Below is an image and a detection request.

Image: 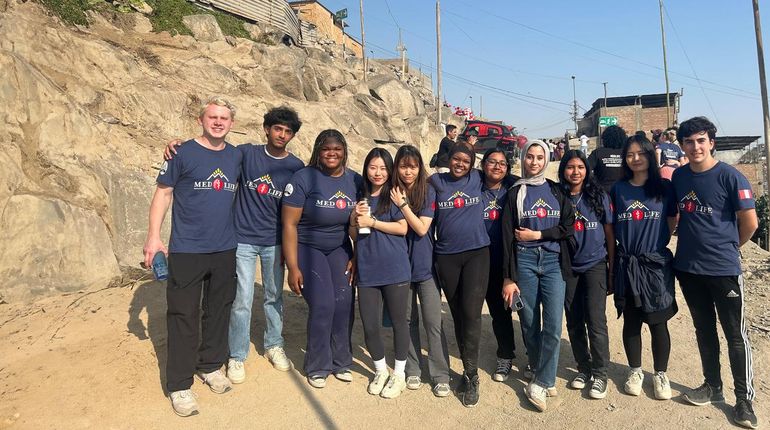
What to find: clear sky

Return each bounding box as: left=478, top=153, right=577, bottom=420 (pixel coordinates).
left=320, top=0, right=766, bottom=139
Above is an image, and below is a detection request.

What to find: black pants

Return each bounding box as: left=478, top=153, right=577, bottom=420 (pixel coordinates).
left=358, top=283, right=411, bottom=361
left=622, top=303, right=671, bottom=372
left=564, top=261, right=610, bottom=379
left=678, top=271, right=755, bottom=400
left=166, top=250, right=237, bottom=392
left=485, top=257, right=516, bottom=359
left=434, top=246, right=490, bottom=375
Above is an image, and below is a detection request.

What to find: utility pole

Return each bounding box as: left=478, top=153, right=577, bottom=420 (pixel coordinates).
left=659, top=0, right=671, bottom=127
left=436, top=0, right=442, bottom=126
left=603, top=82, right=608, bottom=108
left=600, top=81, right=608, bottom=146
left=359, top=0, right=366, bottom=81
left=571, top=75, right=578, bottom=135
left=396, top=29, right=407, bottom=80
left=341, top=18, right=346, bottom=60
left=480, top=95, right=483, bottom=118
left=469, top=96, right=473, bottom=115
left=753, top=0, right=770, bottom=200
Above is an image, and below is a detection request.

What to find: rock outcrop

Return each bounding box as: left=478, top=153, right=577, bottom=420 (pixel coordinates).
left=0, top=1, right=463, bottom=301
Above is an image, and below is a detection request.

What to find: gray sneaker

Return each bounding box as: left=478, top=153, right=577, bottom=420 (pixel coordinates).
left=406, top=376, right=422, bottom=390
left=570, top=372, right=592, bottom=390
left=197, top=369, right=232, bottom=394
left=684, top=382, right=725, bottom=406
left=169, top=389, right=199, bottom=417
left=432, top=383, right=451, bottom=398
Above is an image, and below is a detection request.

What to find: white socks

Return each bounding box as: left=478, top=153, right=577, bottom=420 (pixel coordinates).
left=393, top=360, right=406, bottom=378
left=373, top=358, right=387, bottom=373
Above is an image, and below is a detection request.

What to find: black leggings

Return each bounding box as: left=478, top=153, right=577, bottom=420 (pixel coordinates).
left=358, top=283, right=411, bottom=361
left=485, top=257, right=516, bottom=359
left=434, top=246, right=490, bottom=375
left=622, top=304, right=671, bottom=372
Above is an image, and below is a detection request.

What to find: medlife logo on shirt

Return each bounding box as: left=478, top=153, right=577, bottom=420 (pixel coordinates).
left=194, top=168, right=237, bottom=192
left=247, top=174, right=283, bottom=198
left=617, top=200, right=660, bottom=222
left=316, top=190, right=354, bottom=210
left=522, top=198, right=559, bottom=219
left=483, top=199, right=501, bottom=220
left=679, top=191, right=713, bottom=215
left=574, top=210, right=599, bottom=232
left=437, top=191, right=481, bottom=209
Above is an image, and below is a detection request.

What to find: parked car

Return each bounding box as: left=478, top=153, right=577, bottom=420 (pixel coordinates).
left=460, top=120, right=520, bottom=164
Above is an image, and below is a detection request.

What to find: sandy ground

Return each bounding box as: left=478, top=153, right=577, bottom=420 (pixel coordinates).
left=1, top=241, right=768, bottom=430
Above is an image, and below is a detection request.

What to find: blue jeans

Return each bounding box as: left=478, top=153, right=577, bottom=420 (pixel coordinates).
left=516, top=246, right=566, bottom=388
left=229, top=243, right=285, bottom=361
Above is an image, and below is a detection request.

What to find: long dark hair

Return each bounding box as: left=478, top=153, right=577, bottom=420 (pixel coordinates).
left=362, top=148, right=394, bottom=216
left=392, top=145, right=427, bottom=214
left=308, top=129, right=348, bottom=172
left=601, top=125, right=627, bottom=149
left=621, top=135, right=665, bottom=200
left=558, top=150, right=606, bottom=219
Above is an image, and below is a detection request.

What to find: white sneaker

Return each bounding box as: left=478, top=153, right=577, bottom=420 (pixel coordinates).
left=624, top=369, right=644, bottom=396
left=197, top=369, right=232, bottom=394
left=380, top=374, right=407, bottom=399
left=368, top=371, right=389, bottom=395
left=227, top=359, right=246, bottom=384
left=653, top=371, right=672, bottom=400
left=524, top=382, right=548, bottom=412
left=265, top=346, right=292, bottom=371
left=406, top=376, right=422, bottom=390
left=169, top=389, right=199, bottom=417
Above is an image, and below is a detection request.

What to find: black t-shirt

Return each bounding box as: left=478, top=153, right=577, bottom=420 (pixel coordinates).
left=588, top=147, right=624, bottom=193
left=436, top=137, right=454, bottom=168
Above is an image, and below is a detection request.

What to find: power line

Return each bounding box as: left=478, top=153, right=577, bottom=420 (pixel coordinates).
left=663, top=4, right=724, bottom=131
left=441, top=1, right=759, bottom=97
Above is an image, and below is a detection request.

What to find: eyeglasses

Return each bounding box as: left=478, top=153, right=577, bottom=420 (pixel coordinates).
left=485, top=160, right=508, bottom=168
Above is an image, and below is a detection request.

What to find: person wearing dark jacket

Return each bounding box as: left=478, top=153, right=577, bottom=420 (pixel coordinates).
left=435, top=124, right=458, bottom=172
left=610, top=134, right=678, bottom=402
left=501, top=140, right=575, bottom=412
left=588, top=125, right=627, bottom=193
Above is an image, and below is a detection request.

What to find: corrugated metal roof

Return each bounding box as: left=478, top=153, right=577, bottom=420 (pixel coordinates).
left=190, top=0, right=302, bottom=44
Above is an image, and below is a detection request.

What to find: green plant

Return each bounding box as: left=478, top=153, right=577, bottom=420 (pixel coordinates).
left=144, top=0, right=251, bottom=39
left=753, top=194, right=769, bottom=250
left=39, top=0, right=91, bottom=26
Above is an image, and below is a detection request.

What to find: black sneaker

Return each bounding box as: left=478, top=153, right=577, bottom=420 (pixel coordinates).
left=734, top=398, right=759, bottom=429
left=589, top=378, right=608, bottom=399
left=462, top=374, right=480, bottom=408
left=683, top=382, right=725, bottom=406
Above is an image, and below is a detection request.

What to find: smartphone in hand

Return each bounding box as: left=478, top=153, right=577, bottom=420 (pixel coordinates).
left=510, top=292, right=524, bottom=311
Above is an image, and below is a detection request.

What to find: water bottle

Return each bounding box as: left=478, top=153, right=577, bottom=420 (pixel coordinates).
left=152, top=252, right=168, bottom=281
left=358, top=198, right=371, bottom=235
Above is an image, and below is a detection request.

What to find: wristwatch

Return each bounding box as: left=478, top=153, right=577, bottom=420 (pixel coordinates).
left=399, top=198, right=409, bottom=208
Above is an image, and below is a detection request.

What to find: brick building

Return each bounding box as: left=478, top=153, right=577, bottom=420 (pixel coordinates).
left=289, top=0, right=363, bottom=57
left=578, top=92, right=680, bottom=137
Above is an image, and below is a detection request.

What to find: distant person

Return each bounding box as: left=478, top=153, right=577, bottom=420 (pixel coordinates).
left=610, top=134, right=678, bottom=402
left=634, top=130, right=648, bottom=141
left=672, top=117, right=759, bottom=429
left=435, top=125, right=458, bottom=173
left=143, top=97, right=243, bottom=417
left=651, top=129, right=664, bottom=146
left=579, top=134, right=589, bottom=155
left=588, top=125, right=627, bottom=193
left=656, top=128, right=686, bottom=180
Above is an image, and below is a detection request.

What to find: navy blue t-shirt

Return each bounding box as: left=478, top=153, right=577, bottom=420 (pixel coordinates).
left=672, top=162, right=756, bottom=276
left=571, top=192, right=612, bottom=272
left=518, top=182, right=561, bottom=253
left=430, top=172, right=490, bottom=254
left=235, top=144, right=304, bottom=246
left=611, top=180, right=677, bottom=255
left=407, top=187, right=436, bottom=282
left=156, top=139, right=242, bottom=253
left=355, top=196, right=411, bottom=287
left=482, top=176, right=514, bottom=262
left=283, top=167, right=363, bottom=252
left=658, top=142, right=685, bottom=165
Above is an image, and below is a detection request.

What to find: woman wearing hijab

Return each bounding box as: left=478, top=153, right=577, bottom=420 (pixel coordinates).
left=502, top=140, right=575, bottom=412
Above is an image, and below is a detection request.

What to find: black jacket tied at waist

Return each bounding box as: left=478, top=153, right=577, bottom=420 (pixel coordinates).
left=614, top=247, right=675, bottom=317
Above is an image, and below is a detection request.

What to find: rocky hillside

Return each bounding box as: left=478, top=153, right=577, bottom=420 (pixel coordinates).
left=0, top=1, right=459, bottom=302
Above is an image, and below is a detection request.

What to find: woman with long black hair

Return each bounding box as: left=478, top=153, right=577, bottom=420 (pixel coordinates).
left=610, top=135, right=678, bottom=401
left=558, top=150, right=614, bottom=399
left=391, top=145, right=452, bottom=398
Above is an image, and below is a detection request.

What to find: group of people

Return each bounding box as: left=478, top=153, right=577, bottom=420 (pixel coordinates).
left=143, top=97, right=759, bottom=429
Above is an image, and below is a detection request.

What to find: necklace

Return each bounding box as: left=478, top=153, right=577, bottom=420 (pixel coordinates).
left=485, top=182, right=503, bottom=206
left=570, top=192, right=583, bottom=210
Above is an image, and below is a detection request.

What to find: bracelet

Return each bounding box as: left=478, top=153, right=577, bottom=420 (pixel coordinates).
left=372, top=216, right=377, bottom=228
left=399, top=200, right=408, bottom=208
